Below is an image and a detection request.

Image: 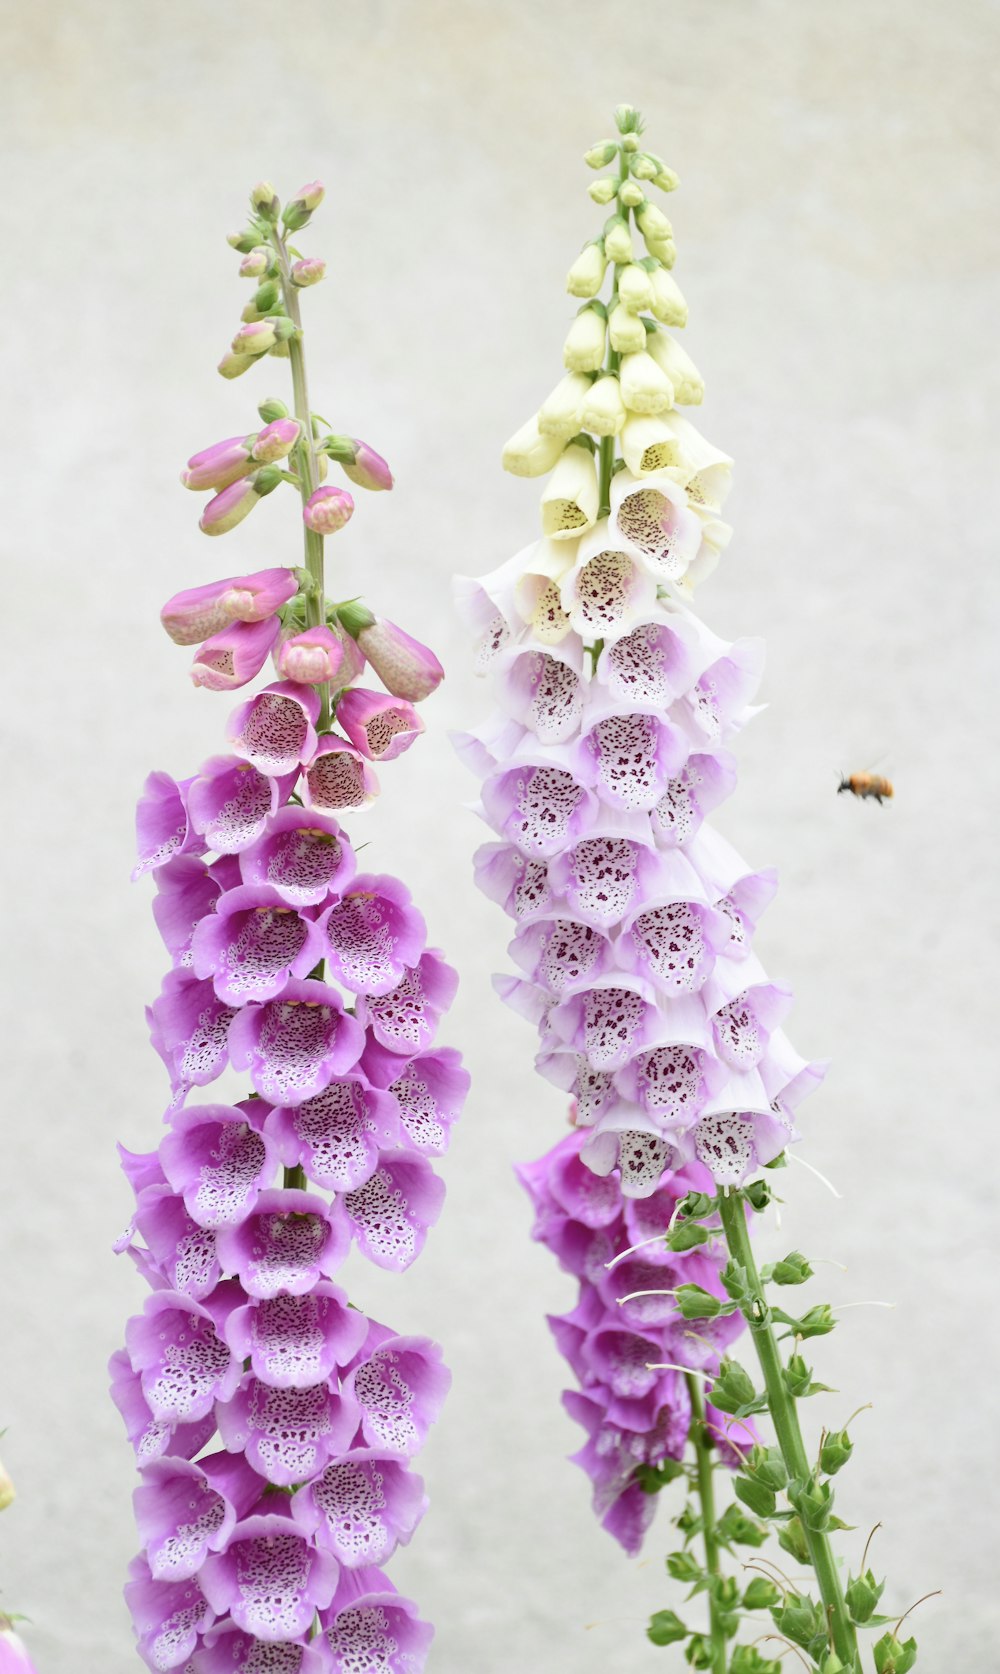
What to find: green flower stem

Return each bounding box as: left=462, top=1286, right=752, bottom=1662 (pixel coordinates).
left=717, top=1189, right=860, bottom=1671
left=596, top=144, right=631, bottom=519
left=269, top=225, right=330, bottom=731
left=686, top=1372, right=728, bottom=1674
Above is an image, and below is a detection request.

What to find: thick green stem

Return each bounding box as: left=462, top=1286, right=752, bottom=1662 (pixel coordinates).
left=269, top=226, right=330, bottom=729
left=686, top=1373, right=727, bottom=1674
left=717, top=1190, right=860, bottom=1670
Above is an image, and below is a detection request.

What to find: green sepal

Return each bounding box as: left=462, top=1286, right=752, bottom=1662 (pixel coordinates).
left=743, top=1576, right=781, bottom=1610
left=336, top=599, right=376, bottom=639
left=743, top=1179, right=774, bottom=1212
left=566, top=432, right=597, bottom=455
left=673, top=1284, right=736, bottom=1321
left=257, top=397, right=289, bottom=423
left=770, top=1592, right=825, bottom=1651
left=720, top=1259, right=752, bottom=1304
left=646, top=1608, right=687, bottom=1647
left=734, top=1474, right=776, bottom=1517
left=782, top=1354, right=834, bottom=1398
left=676, top=1191, right=716, bottom=1222
left=577, top=297, right=608, bottom=320
left=665, top=1221, right=710, bottom=1253
left=873, top=1631, right=918, bottom=1674
left=776, top=1516, right=811, bottom=1565
left=252, top=465, right=284, bottom=497
left=228, top=228, right=260, bottom=253
left=775, top=1302, right=835, bottom=1339
left=745, top=1445, right=788, bottom=1492
left=710, top=1574, right=741, bottom=1611
left=716, top=1504, right=769, bottom=1548
left=762, top=1250, right=813, bottom=1286
left=675, top=1503, right=702, bottom=1539
left=709, top=1359, right=766, bottom=1417
left=786, top=1473, right=835, bottom=1532
left=684, top=1633, right=712, bottom=1668
left=665, top=1549, right=702, bottom=1584
left=845, top=1569, right=885, bottom=1625
left=820, top=1427, right=854, bottom=1475
left=254, top=280, right=281, bottom=313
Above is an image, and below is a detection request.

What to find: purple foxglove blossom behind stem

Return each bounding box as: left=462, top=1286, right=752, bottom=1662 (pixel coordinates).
left=117, top=178, right=461, bottom=1671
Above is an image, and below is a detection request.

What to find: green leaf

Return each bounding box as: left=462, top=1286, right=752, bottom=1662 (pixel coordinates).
left=734, top=1475, right=776, bottom=1518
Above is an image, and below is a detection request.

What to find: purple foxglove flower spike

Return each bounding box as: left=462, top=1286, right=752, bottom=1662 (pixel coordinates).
left=118, top=178, right=464, bottom=1668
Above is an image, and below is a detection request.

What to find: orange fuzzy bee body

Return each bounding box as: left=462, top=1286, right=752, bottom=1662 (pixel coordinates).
left=838, top=772, right=893, bottom=804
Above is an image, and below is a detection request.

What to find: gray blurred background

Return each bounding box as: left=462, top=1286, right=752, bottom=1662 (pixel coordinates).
left=2, top=1, right=998, bottom=1667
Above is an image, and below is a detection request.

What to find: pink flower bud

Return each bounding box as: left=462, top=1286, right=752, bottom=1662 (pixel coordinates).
left=291, top=257, right=327, bottom=288
left=0, top=1624, right=39, bottom=1673
left=303, top=485, right=354, bottom=536
left=180, top=434, right=253, bottom=492
left=250, top=417, right=301, bottom=463
left=336, top=687, right=425, bottom=761
left=294, top=181, right=325, bottom=212
left=199, top=476, right=261, bottom=535
left=232, top=319, right=278, bottom=356
left=276, top=623, right=346, bottom=685
left=342, top=439, right=394, bottom=493
left=190, top=617, right=281, bottom=692
left=161, top=567, right=298, bottom=645
left=357, top=617, right=444, bottom=702
left=238, top=248, right=271, bottom=278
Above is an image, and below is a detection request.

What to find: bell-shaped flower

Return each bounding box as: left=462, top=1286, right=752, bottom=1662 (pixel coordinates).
left=559, top=521, right=658, bottom=638
left=538, top=371, right=591, bottom=438
left=562, top=303, right=607, bottom=373
left=335, top=687, right=424, bottom=762
left=495, top=637, right=586, bottom=746
left=215, top=1379, right=360, bottom=1487
left=534, top=1049, right=619, bottom=1128
left=511, top=539, right=577, bottom=645
left=580, top=1109, right=681, bottom=1198
left=276, top=622, right=347, bottom=685
left=575, top=702, right=688, bottom=813
left=151, top=856, right=222, bottom=966
left=223, top=1281, right=368, bottom=1391
left=480, top=746, right=597, bottom=858
left=187, top=755, right=291, bottom=854
left=354, top=950, right=458, bottom=1056
left=190, top=615, right=282, bottom=692
left=540, top=443, right=600, bottom=541
left=343, top=1153, right=445, bottom=1271
left=646, top=328, right=704, bottom=404
left=354, top=617, right=444, bottom=703
left=452, top=546, right=528, bottom=670
left=131, top=1185, right=222, bottom=1300
left=501, top=413, right=565, bottom=477
left=316, top=1567, right=435, bottom=1672
left=133, top=1452, right=262, bottom=1582
left=616, top=892, right=732, bottom=997
left=361, top=1040, right=470, bottom=1158
left=190, top=885, right=322, bottom=1004
left=692, top=1096, right=793, bottom=1188
left=266, top=1073, right=401, bottom=1194
left=317, top=874, right=427, bottom=996
left=146, top=970, right=237, bottom=1103
left=133, top=772, right=205, bottom=881
left=292, top=1451, right=426, bottom=1572
left=593, top=611, right=697, bottom=710
left=648, top=267, right=688, bottom=326
left=198, top=1512, right=338, bottom=1641
left=620, top=413, right=687, bottom=478
left=226, top=681, right=320, bottom=776
left=473, top=843, right=554, bottom=924
left=653, top=410, right=733, bottom=510
left=619, top=349, right=673, bottom=414
left=228, top=977, right=365, bottom=1105
left=342, top=1329, right=450, bottom=1458
left=192, top=1625, right=326, bottom=1674
left=547, top=825, right=663, bottom=930
left=214, top=1187, right=351, bottom=1298
left=616, top=1041, right=728, bottom=1133
left=123, top=1556, right=213, bottom=1671
left=610, top=468, right=703, bottom=586
left=125, top=1290, right=240, bottom=1424
left=548, top=975, right=662, bottom=1072
left=236, top=809, right=352, bottom=909
left=704, top=967, right=793, bottom=1071
left=509, top=914, right=615, bottom=998
left=760, top=1029, right=827, bottom=1123
left=581, top=1318, right=667, bottom=1401
left=158, top=1104, right=278, bottom=1228
left=109, top=1348, right=217, bottom=1466
left=677, top=637, right=765, bottom=746
left=303, top=735, right=380, bottom=814
left=649, top=750, right=738, bottom=849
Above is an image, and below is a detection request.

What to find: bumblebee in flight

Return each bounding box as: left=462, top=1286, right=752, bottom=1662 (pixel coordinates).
left=838, top=772, right=893, bottom=804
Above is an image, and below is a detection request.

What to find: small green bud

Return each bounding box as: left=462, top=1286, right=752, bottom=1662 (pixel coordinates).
left=783, top=1354, right=814, bottom=1397
left=283, top=179, right=325, bottom=232
left=796, top=1302, right=835, bottom=1337
left=675, top=1504, right=701, bottom=1538
left=621, top=132, right=640, bottom=154
left=772, top=1593, right=825, bottom=1650
left=588, top=176, right=618, bottom=206
left=769, top=1250, right=813, bottom=1285
left=665, top=1549, right=702, bottom=1584
left=257, top=397, right=289, bottom=424
left=716, top=1504, right=768, bottom=1548
left=787, top=1473, right=834, bottom=1532
left=665, top=1221, right=710, bottom=1252
left=711, top=1575, right=741, bottom=1610
left=678, top=1191, right=715, bottom=1221
left=673, top=1284, right=732, bottom=1320
left=251, top=180, right=280, bottom=221
left=710, top=1357, right=756, bottom=1410
left=845, top=1569, right=884, bottom=1624
left=251, top=464, right=284, bottom=497
left=584, top=140, right=618, bottom=169
left=743, top=1180, right=772, bottom=1212
left=873, top=1632, right=918, bottom=1674
left=618, top=180, right=644, bottom=208
left=730, top=1650, right=783, bottom=1674
left=720, top=1259, right=752, bottom=1303
left=742, top=1577, right=781, bottom=1611
left=819, top=1655, right=848, bottom=1674
left=734, top=1474, right=776, bottom=1518
left=271, top=316, right=297, bottom=343
left=777, top=1516, right=811, bottom=1566
left=819, top=1427, right=854, bottom=1475
left=646, top=1608, right=687, bottom=1647
left=227, top=229, right=259, bottom=253
left=745, top=1445, right=788, bottom=1492
left=254, top=280, right=281, bottom=313
left=614, top=102, right=643, bottom=134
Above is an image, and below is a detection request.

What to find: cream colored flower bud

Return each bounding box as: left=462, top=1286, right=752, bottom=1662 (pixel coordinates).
left=608, top=302, right=648, bottom=355
left=619, top=350, right=674, bottom=414
left=621, top=132, right=640, bottom=154
left=502, top=415, right=566, bottom=478
left=646, top=331, right=704, bottom=404
left=648, top=268, right=689, bottom=326
left=579, top=374, right=626, bottom=437
left=566, top=242, right=608, bottom=299
left=603, top=219, right=633, bottom=265
left=648, top=236, right=677, bottom=269
left=618, top=180, right=644, bottom=209
left=617, top=263, right=654, bottom=312
left=653, top=166, right=680, bottom=192
left=584, top=140, right=618, bottom=169
left=620, top=414, right=686, bottom=476
left=631, top=154, right=658, bottom=181
left=588, top=177, right=618, bottom=206
left=540, top=444, right=599, bottom=540
left=538, top=372, right=591, bottom=438
left=563, top=306, right=607, bottom=373
left=636, top=201, right=673, bottom=243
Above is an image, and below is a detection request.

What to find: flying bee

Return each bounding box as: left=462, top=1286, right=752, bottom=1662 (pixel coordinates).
left=838, top=771, right=893, bottom=804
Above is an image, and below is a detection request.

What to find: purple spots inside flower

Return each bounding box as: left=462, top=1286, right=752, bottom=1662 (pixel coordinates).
left=628, top=902, right=709, bottom=993
left=588, top=713, right=668, bottom=811
left=228, top=1528, right=316, bottom=1637
left=582, top=987, right=648, bottom=1068
left=511, top=766, right=585, bottom=853
left=474, top=609, right=512, bottom=671
left=364, top=709, right=414, bottom=758
left=603, top=621, right=687, bottom=707
left=616, top=486, right=688, bottom=576
left=234, top=691, right=311, bottom=774
left=571, top=550, right=642, bottom=632
left=306, top=749, right=371, bottom=811
left=694, top=1112, right=753, bottom=1185
left=559, top=837, right=640, bottom=924
left=522, top=653, right=584, bottom=743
